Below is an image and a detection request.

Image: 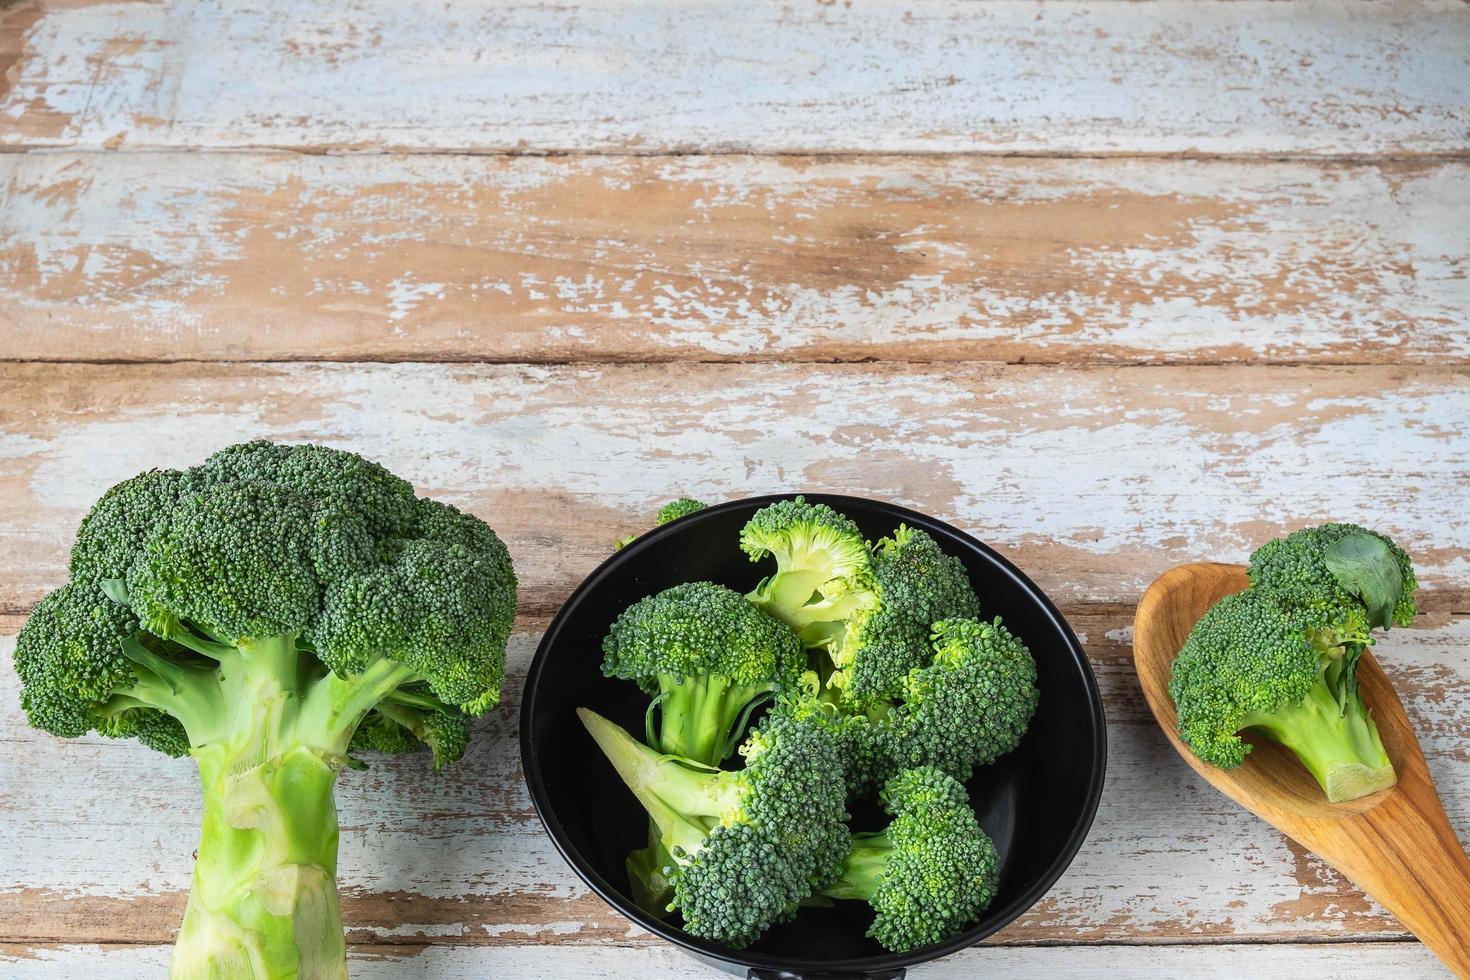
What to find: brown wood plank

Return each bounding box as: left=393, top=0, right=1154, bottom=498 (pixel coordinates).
left=2, top=154, right=1467, bottom=364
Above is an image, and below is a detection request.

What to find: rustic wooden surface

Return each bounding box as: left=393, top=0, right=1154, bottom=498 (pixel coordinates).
left=1, top=1, right=1468, bottom=977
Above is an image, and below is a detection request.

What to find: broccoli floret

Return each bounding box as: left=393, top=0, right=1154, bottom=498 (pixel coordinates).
left=603, top=581, right=806, bottom=764
left=578, top=707, right=850, bottom=948
left=603, top=581, right=808, bottom=914
left=614, top=497, right=709, bottom=550
left=810, top=525, right=981, bottom=707
left=13, top=441, right=517, bottom=979
left=741, top=497, right=874, bottom=634
left=1249, top=522, right=1418, bottom=631
left=851, top=617, right=1038, bottom=793
left=1169, top=582, right=1395, bottom=803
left=821, top=767, right=999, bottom=952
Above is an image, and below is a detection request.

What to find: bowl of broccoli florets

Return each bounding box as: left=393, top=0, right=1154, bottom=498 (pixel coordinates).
left=521, top=495, right=1105, bottom=976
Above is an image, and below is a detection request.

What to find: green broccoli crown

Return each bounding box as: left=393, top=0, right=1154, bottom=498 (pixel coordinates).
left=602, top=582, right=804, bottom=691
left=579, top=707, right=850, bottom=948
left=1248, top=522, right=1417, bottom=630
left=675, top=713, right=852, bottom=946
left=824, top=525, right=981, bottom=706
left=869, top=617, right=1038, bottom=787
left=20, top=441, right=516, bottom=767
left=14, top=582, right=193, bottom=756
left=739, top=496, right=867, bottom=568
left=848, top=766, right=1000, bottom=952
left=1170, top=588, right=1314, bottom=769
left=741, top=497, right=875, bottom=634
left=655, top=498, right=707, bottom=526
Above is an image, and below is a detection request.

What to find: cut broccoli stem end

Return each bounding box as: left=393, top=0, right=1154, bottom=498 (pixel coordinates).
left=172, top=730, right=346, bottom=979
left=1243, top=680, right=1397, bottom=803
left=626, top=825, right=677, bottom=917
left=820, top=832, right=895, bottom=901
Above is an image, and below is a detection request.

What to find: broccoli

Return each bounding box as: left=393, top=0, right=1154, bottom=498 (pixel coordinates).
left=1169, top=582, right=1397, bottom=802
left=602, top=581, right=806, bottom=913
left=741, top=496, right=875, bottom=635
left=578, top=706, right=850, bottom=948
left=13, top=441, right=517, bottom=980
left=603, top=582, right=806, bottom=763
left=808, top=525, right=981, bottom=707
left=1249, top=523, right=1417, bottom=630
left=614, top=497, right=708, bottom=550
left=820, top=767, right=999, bottom=952
left=849, top=617, right=1038, bottom=793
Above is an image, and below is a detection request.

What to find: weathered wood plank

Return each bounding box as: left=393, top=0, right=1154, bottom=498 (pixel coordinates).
left=2, top=1, right=1467, bottom=155
left=3, top=615, right=1468, bottom=946
left=0, top=940, right=1454, bottom=978
left=0, top=362, right=1465, bottom=615
left=3, top=154, right=1468, bottom=365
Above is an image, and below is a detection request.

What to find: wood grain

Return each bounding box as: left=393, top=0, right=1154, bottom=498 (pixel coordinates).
left=3, top=154, right=1468, bottom=365
left=1, top=361, right=1465, bottom=616
left=1135, top=564, right=1470, bottom=975
left=0, top=941, right=1454, bottom=979
left=1, top=1, right=1467, bottom=155
left=4, top=613, right=1469, bottom=947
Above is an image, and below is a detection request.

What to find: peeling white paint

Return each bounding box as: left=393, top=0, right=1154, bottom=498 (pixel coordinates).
left=0, top=941, right=1454, bottom=979
left=3, top=1, right=1467, bottom=154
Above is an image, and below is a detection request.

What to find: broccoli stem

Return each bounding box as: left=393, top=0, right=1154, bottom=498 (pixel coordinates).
left=578, top=707, right=739, bottom=857
left=819, top=832, right=895, bottom=901
left=1242, top=677, right=1396, bottom=803
left=167, top=635, right=419, bottom=978
left=652, top=674, right=771, bottom=763
left=173, top=745, right=344, bottom=980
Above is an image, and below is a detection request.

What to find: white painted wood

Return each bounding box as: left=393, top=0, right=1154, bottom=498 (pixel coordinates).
left=0, top=940, right=1452, bottom=978
left=3, top=154, right=1468, bottom=364
left=2, top=1, right=1467, bottom=154
left=1, top=363, right=1466, bottom=613
left=3, top=619, right=1468, bottom=943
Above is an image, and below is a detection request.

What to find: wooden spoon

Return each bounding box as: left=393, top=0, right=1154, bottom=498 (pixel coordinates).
left=1133, top=563, right=1470, bottom=976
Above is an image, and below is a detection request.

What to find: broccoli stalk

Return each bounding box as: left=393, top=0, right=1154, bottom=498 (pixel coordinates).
left=1238, top=660, right=1394, bottom=803
left=14, top=442, right=517, bottom=979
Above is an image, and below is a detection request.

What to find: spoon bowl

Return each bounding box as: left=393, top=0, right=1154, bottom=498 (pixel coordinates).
left=1133, top=562, right=1470, bottom=975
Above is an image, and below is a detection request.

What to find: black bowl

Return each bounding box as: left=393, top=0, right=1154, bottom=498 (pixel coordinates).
left=521, top=494, right=1106, bottom=979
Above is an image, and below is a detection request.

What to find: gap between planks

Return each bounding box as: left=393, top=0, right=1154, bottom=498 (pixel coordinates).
left=4, top=146, right=1470, bottom=163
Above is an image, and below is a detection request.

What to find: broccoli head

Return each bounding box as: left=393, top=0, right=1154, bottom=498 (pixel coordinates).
left=13, top=441, right=518, bottom=979
left=603, top=581, right=806, bottom=764
left=741, top=496, right=875, bottom=634
left=579, top=707, right=850, bottom=948
left=602, top=581, right=808, bottom=913
left=811, top=525, right=981, bottom=707
left=821, top=766, right=999, bottom=952
left=1169, top=582, right=1394, bottom=802
left=853, top=617, right=1038, bottom=792
left=614, top=497, right=709, bottom=550
left=1248, top=522, right=1417, bottom=631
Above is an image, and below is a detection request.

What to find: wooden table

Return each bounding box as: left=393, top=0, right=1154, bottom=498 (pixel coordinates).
left=1, top=1, right=1467, bottom=976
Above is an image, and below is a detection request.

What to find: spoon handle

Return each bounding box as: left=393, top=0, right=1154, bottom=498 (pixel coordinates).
left=1345, top=788, right=1470, bottom=976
